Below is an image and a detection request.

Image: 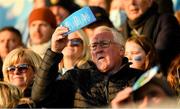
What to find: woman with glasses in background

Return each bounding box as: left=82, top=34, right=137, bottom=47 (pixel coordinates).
left=2, top=47, right=42, bottom=107
left=56, top=27, right=90, bottom=78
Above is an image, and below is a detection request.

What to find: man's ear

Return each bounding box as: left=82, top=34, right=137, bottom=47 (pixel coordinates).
left=119, top=47, right=125, bottom=57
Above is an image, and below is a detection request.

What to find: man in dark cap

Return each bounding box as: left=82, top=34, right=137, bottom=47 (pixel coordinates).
left=84, top=6, right=114, bottom=38
left=46, top=0, right=80, bottom=25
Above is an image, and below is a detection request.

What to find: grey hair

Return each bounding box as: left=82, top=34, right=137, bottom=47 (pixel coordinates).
left=93, top=26, right=125, bottom=46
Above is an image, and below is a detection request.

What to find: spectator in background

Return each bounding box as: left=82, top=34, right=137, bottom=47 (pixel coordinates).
left=46, top=0, right=80, bottom=25
left=84, top=6, right=114, bottom=38
left=88, top=0, right=111, bottom=13
left=0, top=27, right=23, bottom=81
left=33, top=0, right=46, bottom=9
left=0, top=27, right=23, bottom=61
left=75, top=0, right=88, bottom=7
left=121, top=0, right=180, bottom=75
left=57, top=29, right=90, bottom=77
left=125, top=36, right=159, bottom=71
left=27, top=7, right=56, bottom=58
left=109, top=0, right=126, bottom=31
left=2, top=47, right=42, bottom=106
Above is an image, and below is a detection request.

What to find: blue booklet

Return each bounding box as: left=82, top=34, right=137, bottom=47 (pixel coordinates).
left=59, top=6, right=96, bottom=35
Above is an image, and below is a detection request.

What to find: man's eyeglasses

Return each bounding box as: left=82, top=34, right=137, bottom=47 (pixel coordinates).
left=7, top=64, right=30, bottom=74
left=89, top=40, right=114, bottom=51
left=68, top=38, right=83, bottom=46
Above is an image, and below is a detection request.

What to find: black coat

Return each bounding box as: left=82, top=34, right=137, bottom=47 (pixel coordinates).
left=31, top=49, right=142, bottom=108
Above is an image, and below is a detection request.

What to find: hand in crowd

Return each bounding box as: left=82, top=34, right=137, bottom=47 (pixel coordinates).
left=111, top=87, right=133, bottom=108
left=51, top=26, right=69, bottom=53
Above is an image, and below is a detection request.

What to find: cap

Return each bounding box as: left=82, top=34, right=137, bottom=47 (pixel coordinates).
left=87, top=6, right=114, bottom=28
left=46, top=0, right=80, bottom=14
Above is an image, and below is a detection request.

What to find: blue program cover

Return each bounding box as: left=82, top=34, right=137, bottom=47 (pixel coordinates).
left=59, top=6, right=96, bottom=35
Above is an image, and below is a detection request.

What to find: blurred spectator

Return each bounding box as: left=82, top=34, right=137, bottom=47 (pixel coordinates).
left=33, top=0, right=46, bottom=9
left=109, top=0, right=126, bottom=31
left=84, top=6, right=114, bottom=38
left=0, top=26, right=23, bottom=61
left=2, top=47, right=42, bottom=103
left=88, top=0, right=111, bottom=13
left=121, top=0, right=180, bottom=75
left=0, top=26, right=23, bottom=81
left=0, top=81, right=22, bottom=108
left=75, top=0, right=88, bottom=7
left=111, top=75, right=177, bottom=108
left=46, top=0, right=80, bottom=25
left=57, top=29, right=90, bottom=77
left=27, top=7, right=56, bottom=58
left=167, top=54, right=180, bottom=100
left=125, top=36, right=159, bottom=71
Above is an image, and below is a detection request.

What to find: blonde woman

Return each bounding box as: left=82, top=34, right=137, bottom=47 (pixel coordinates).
left=0, top=81, right=22, bottom=108
left=58, top=29, right=90, bottom=76
left=2, top=47, right=42, bottom=97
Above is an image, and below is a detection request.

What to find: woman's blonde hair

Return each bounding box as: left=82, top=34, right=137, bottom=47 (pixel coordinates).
left=2, top=47, right=42, bottom=85
left=61, top=30, right=90, bottom=68
left=0, top=81, right=22, bottom=108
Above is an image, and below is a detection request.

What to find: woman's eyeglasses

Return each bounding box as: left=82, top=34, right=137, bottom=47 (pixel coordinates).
left=7, top=64, right=30, bottom=74
left=68, top=38, right=83, bottom=46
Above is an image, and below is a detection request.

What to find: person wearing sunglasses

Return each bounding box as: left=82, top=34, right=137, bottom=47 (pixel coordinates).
left=57, top=29, right=90, bottom=77
left=2, top=47, right=42, bottom=104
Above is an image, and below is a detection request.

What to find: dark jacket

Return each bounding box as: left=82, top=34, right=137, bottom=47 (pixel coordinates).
left=32, top=49, right=142, bottom=108
left=122, top=3, right=180, bottom=75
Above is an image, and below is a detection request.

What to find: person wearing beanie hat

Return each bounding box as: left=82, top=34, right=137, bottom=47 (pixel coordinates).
left=47, top=0, right=80, bottom=24
left=28, top=7, right=57, bottom=29
left=27, top=7, right=56, bottom=58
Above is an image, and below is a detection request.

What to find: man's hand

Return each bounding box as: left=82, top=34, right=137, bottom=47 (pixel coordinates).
left=111, top=87, right=133, bottom=108
left=51, top=26, right=69, bottom=53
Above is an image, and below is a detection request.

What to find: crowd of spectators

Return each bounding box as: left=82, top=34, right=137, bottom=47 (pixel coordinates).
left=0, top=0, right=179, bottom=108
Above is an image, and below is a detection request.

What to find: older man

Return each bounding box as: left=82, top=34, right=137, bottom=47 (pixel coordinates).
left=32, top=26, right=142, bottom=108
left=121, top=0, right=180, bottom=75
